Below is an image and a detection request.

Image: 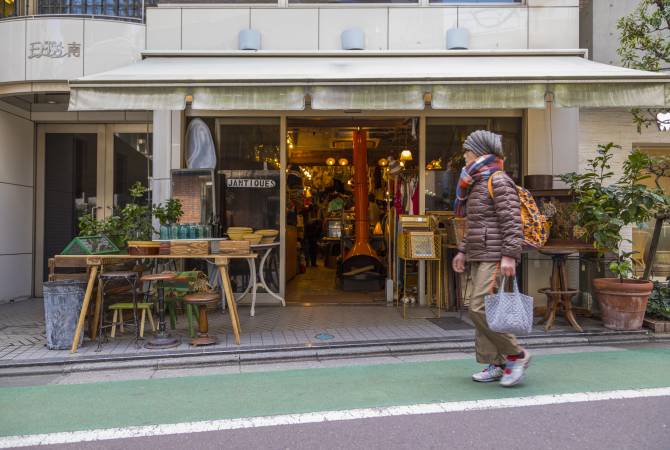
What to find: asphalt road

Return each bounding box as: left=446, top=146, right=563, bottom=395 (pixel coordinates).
left=2, top=343, right=670, bottom=449
left=28, top=396, right=670, bottom=450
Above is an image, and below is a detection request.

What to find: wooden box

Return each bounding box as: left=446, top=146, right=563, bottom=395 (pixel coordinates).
left=643, top=318, right=670, bottom=333
left=217, top=240, right=250, bottom=255
left=170, top=240, right=210, bottom=256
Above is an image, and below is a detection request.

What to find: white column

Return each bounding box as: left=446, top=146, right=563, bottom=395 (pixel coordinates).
left=151, top=110, right=182, bottom=232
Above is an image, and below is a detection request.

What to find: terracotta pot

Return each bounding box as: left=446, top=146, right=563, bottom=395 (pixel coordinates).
left=592, top=278, right=653, bottom=331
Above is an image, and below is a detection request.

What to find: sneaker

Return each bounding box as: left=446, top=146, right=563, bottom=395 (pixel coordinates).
left=472, top=364, right=504, bottom=383
left=500, top=350, right=531, bottom=387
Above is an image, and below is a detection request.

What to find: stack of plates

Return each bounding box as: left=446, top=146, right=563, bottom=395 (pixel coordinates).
left=242, top=233, right=263, bottom=245
left=227, top=227, right=253, bottom=241
left=256, top=229, right=279, bottom=244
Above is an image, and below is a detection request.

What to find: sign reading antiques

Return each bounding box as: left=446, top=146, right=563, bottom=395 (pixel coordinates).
left=28, top=41, right=81, bottom=59
left=226, top=178, right=277, bottom=189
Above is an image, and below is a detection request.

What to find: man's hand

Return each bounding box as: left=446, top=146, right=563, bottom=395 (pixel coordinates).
left=452, top=252, right=466, bottom=273
left=500, top=255, right=516, bottom=277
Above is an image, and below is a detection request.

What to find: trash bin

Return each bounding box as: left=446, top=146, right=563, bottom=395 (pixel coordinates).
left=43, top=280, right=86, bottom=350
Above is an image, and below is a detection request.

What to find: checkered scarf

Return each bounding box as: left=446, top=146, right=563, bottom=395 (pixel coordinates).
left=453, top=154, right=504, bottom=217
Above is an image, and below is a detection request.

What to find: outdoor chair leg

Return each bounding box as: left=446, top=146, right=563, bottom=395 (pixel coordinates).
left=186, top=304, right=195, bottom=338
left=111, top=310, right=118, bottom=338
left=140, top=309, right=146, bottom=338
left=118, top=310, right=124, bottom=334
left=147, top=310, right=156, bottom=332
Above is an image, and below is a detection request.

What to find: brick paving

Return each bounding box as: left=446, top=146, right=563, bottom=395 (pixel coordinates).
left=0, top=298, right=643, bottom=366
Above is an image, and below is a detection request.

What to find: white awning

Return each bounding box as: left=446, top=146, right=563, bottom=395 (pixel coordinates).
left=68, top=51, right=670, bottom=111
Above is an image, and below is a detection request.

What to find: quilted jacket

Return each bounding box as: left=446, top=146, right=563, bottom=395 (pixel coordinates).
left=457, top=173, right=524, bottom=262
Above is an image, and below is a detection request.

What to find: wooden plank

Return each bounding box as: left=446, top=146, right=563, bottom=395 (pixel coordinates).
left=71, top=265, right=98, bottom=353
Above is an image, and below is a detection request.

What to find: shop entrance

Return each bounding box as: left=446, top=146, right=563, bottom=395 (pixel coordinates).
left=285, top=118, right=418, bottom=304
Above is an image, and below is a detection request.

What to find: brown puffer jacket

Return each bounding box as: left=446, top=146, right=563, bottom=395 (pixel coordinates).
left=457, top=173, right=523, bottom=261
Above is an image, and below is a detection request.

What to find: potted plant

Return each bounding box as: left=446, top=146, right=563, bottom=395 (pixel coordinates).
left=153, top=198, right=184, bottom=239
left=560, top=143, right=670, bottom=330
left=644, top=281, right=670, bottom=333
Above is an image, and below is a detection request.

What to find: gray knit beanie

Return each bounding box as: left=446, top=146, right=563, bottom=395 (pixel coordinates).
left=463, top=130, right=504, bottom=158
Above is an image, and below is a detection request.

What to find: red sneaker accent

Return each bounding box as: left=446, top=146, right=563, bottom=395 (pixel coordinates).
left=504, top=368, right=512, bottom=375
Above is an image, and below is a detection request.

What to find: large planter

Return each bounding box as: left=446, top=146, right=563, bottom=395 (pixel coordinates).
left=592, top=278, right=653, bottom=331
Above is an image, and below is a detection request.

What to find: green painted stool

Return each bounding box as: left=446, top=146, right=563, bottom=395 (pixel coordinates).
left=162, top=271, right=203, bottom=338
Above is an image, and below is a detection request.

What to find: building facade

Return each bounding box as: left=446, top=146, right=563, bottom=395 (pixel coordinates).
left=0, top=0, right=668, bottom=303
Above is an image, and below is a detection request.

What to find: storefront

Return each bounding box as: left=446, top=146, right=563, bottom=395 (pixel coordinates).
left=56, top=50, right=667, bottom=310
left=61, top=49, right=670, bottom=307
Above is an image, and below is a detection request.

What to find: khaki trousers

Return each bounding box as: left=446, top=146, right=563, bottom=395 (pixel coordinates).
left=467, top=261, right=522, bottom=366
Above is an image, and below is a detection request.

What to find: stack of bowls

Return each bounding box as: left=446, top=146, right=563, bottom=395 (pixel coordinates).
left=256, top=229, right=279, bottom=244
left=243, top=233, right=263, bottom=245
left=227, top=227, right=253, bottom=241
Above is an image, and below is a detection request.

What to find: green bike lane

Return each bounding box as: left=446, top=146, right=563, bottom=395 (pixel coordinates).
left=1, top=347, right=669, bottom=438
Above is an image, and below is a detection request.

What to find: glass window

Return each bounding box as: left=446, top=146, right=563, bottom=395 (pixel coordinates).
left=424, top=117, right=522, bottom=212
left=36, top=0, right=145, bottom=18
left=113, top=132, right=152, bottom=210
left=43, top=133, right=97, bottom=280
left=1, top=0, right=16, bottom=17
left=215, top=119, right=281, bottom=232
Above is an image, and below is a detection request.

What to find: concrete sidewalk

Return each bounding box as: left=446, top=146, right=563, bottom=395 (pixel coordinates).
left=0, top=298, right=664, bottom=376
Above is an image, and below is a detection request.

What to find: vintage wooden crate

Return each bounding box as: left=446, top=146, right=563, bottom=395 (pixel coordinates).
left=217, top=240, right=251, bottom=255
left=170, top=240, right=210, bottom=256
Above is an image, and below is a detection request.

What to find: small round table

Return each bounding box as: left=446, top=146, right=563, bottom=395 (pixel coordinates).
left=237, top=242, right=285, bottom=316
left=141, top=272, right=180, bottom=349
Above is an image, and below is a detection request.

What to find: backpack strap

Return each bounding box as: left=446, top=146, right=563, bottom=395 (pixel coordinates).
left=487, top=171, right=505, bottom=198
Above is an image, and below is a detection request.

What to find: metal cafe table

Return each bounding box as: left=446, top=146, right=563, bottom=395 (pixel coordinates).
left=55, top=253, right=256, bottom=353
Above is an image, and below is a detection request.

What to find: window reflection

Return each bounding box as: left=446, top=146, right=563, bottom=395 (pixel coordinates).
left=424, top=117, right=522, bottom=212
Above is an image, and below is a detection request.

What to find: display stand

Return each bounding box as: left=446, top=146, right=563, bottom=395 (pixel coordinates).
left=396, top=230, right=442, bottom=319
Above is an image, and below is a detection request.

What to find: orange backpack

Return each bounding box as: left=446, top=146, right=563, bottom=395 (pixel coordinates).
left=487, top=171, right=549, bottom=250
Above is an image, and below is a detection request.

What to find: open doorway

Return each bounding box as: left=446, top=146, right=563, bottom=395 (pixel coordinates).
left=285, top=117, right=419, bottom=304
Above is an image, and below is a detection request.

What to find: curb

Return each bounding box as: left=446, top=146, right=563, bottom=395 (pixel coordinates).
left=1, top=330, right=665, bottom=377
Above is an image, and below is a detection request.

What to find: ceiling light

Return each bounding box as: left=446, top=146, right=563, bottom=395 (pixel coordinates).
left=338, top=158, right=349, bottom=166
left=326, top=157, right=336, bottom=166
left=47, top=100, right=57, bottom=105
left=400, top=149, right=413, bottom=162
left=378, top=158, right=389, bottom=167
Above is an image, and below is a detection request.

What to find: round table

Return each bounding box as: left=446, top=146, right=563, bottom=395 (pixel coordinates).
left=236, top=242, right=285, bottom=316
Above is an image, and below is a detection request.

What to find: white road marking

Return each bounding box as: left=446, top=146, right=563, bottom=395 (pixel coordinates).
left=2, top=387, right=669, bottom=448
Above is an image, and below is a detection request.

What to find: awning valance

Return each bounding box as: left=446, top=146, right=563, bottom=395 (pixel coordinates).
left=68, top=51, right=670, bottom=111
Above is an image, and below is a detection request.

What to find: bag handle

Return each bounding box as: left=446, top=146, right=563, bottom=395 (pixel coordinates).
left=487, top=171, right=505, bottom=198
left=499, top=276, right=520, bottom=295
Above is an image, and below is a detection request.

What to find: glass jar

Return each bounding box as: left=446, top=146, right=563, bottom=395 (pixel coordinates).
left=159, top=224, right=170, bottom=240
left=170, top=223, right=179, bottom=240
left=188, top=223, right=197, bottom=239
left=178, top=223, right=188, bottom=239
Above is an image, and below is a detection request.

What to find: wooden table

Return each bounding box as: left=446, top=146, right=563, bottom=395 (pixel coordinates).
left=55, top=253, right=257, bottom=353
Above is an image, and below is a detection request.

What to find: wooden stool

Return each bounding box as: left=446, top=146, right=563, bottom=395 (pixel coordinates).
left=110, top=302, right=156, bottom=338
left=538, top=250, right=583, bottom=333
left=141, top=272, right=180, bottom=349
left=183, top=292, right=219, bottom=346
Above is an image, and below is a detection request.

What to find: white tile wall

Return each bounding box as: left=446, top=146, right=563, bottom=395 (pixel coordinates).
left=318, top=9, right=388, bottom=51
left=0, top=184, right=33, bottom=255
left=0, top=110, right=34, bottom=187
left=457, top=7, right=528, bottom=49
left=526, top=107, right=578, bottom=185
left=529, top=6, right=579, bottom=49
left=84, top=20, right=145, bottom=76
left=182, top=9, right=249, bottom=51
left=0, top=20, right=26, bottom=83
left=0, top=254, right=32, bottom=302
left=26, top=18, right=84, bottom=80
left=388, top=8, right=457, bottom=50
left=251, top=9, right=319, bottom=51
left=146, top=8, right=182, bottom=50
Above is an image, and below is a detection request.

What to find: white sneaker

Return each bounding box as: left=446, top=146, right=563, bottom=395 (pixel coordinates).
left=500, top=350, right=531, bottom=387
left=472, top=364, right=504, bottom=383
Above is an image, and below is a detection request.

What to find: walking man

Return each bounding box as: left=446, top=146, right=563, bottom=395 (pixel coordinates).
left=451, top=130, right=531, bottom=387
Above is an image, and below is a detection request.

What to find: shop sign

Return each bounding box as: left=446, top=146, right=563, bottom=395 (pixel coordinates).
left=226, top=178, right=277, bottom=188
left=28, top=41, right=81, bottom=59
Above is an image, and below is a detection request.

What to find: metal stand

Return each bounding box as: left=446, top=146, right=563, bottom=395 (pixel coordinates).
left=146, top=279, right=180, bottom=349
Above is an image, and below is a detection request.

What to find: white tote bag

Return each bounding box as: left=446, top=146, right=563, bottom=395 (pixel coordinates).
left=484, top=277, right=534, bottom=335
